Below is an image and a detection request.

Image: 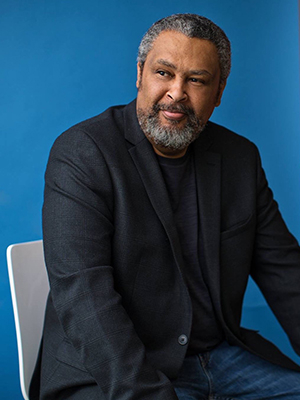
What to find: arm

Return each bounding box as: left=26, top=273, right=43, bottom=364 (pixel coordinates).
left=43, top=128, right=178, bottom=399
left=251, top=148, right=300, bottom=356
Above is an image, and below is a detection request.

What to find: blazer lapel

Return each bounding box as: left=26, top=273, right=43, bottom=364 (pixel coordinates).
left=124, top=101, right=187, bottom=279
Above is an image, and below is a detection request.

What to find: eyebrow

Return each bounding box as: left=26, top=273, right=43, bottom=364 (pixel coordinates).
left=156, top=59, right=177, bottom=69
left=156, top=59, right=212, bottom=76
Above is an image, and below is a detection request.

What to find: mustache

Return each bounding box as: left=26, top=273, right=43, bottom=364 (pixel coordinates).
left=152, top=103, right=196, bottom=117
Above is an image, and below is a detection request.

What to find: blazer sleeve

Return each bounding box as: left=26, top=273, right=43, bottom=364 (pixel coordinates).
left=251, top=147, right=300, bottom=356
left=42, top=128, right=178, bottom=399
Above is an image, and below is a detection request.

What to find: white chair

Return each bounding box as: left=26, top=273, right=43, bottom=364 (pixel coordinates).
left=7, top=240, right=49, bottom=400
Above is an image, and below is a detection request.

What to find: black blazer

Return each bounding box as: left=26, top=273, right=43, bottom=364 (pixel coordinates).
left=31, top=100, right=300, bottom=400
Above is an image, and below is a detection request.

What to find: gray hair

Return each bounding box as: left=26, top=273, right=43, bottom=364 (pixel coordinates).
left=137, top=14, right=231, bottom=83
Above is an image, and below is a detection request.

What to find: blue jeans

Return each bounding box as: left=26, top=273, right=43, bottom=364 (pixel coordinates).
left=172, top=341, right=300, bottom=399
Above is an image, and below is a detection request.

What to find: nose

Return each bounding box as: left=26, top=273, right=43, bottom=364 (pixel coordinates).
left=166, top=79, right=187, bottom=102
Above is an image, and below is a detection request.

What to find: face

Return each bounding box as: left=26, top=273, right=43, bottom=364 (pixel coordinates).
left=136, top=30, right=226, bottom=158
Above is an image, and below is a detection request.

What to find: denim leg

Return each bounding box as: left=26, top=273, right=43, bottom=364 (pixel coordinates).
left=172, top=354, right=210, bottom=399
left=209, top=341, right=300, bottom=399
left=172, top=341, right=300, bottom=399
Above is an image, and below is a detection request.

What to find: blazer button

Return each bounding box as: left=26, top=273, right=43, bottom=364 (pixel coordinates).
left=178, top=334, right=188, bottom=345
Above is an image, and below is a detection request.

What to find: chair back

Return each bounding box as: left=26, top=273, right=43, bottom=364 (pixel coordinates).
left=7, top=240, right=49, bottom=400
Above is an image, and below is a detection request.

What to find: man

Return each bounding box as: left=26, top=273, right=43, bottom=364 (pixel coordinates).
left=31, top=14, right=300, bottom=399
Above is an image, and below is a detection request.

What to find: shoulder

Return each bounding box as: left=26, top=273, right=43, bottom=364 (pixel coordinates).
left=56, top=103, right=127, bottom=147
left=206, top=121, right=259, bottom=159
left=44, top=106, right=131, bottom=194
left=48, top=102, right=136, bottom=164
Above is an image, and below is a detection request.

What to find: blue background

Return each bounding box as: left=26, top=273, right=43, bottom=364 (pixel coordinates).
left=1, top=0, right=299, bottom=397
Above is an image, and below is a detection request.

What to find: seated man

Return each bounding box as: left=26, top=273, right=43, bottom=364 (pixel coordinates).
left=30, top=13, right=300, bottom=400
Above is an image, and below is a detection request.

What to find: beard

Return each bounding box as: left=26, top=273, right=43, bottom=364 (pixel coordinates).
left=137, top=102, right=206, bottom=151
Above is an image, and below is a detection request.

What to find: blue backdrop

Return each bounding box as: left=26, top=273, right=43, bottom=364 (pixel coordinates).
left=1, top=0, right=299, bottom=397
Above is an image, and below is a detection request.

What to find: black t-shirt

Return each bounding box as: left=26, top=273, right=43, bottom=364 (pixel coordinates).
left=157, top=149, right=223, bottom=354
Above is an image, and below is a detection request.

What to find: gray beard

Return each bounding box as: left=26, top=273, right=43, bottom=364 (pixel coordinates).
left=137, top=104, right=206, bottom=151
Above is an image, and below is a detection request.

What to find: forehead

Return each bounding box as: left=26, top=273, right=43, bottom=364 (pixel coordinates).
left=145, top=30, right=220, bottom=74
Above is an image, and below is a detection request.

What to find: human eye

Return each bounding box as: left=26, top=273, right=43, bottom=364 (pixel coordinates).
left=156, top=70, right=170, bottom=78
left=189, top=77, right=205, bottom=85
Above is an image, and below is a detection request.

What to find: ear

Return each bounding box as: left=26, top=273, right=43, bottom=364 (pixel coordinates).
left=136, top=62, right=142, bottom=89
left=215, top=80, right=227, bottom=107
